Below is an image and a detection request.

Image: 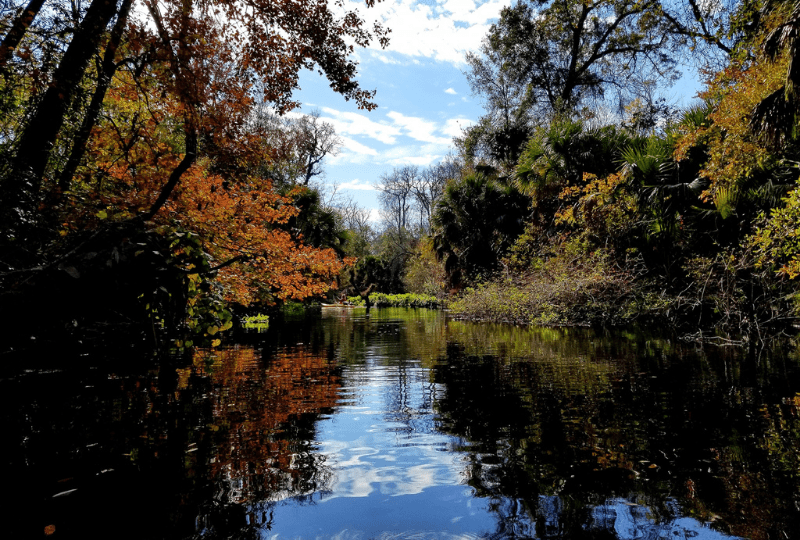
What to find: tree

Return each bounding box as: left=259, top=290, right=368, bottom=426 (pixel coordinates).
left=432, top=173, right=530, bottom=287
left=0, top=0, right=388, bottom=234
left=336, top=195, right=375, bottom=258
left=464, top=0, right=675, bottom=167
left=658, top=0, right=744, bottom=69
left=295, top=110, right=343, bottom=186
left=3, top=0, right=120, bottom=224
left=378, top=165, right=418, bottom=252
left=0, top=0, right=47, bottom=72
left=414, top=159, right=462, bottom=232
left=0, top=0, right=389, bottom=341
left=751, top=1, right=800, bottom=145
left=249, top=107, right=342, bottom=187
left=515, top=119, right=631, bottom=232
left=676, top=40, right=796, bottom=223
left=463, top=42, right=534, bottom=168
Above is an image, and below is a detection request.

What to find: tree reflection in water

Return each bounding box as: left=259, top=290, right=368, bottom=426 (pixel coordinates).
left=428, top=330, right=800, bottom=540
left=185, top=345, right=341, bottom=536
left=6, top=309, right=800, bottom=539
left=3, top=341, right=343, bottom=540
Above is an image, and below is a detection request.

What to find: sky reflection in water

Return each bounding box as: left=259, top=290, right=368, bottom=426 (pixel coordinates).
left=6, top=307, right=799, bottom=539
left=263, top=359, right=497, bottom=538
left=243, top=309, right=755, bottom=539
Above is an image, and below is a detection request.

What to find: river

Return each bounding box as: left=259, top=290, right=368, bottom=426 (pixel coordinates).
left=3, top=307, right=800, bottom=539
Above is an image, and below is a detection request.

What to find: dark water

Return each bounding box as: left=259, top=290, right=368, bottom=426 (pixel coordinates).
left=4, top=308, right=800, bottom=539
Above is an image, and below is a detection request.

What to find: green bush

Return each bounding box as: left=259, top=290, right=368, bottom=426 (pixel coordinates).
left=448, top=246, right=663, bottom=327
left=346, top=292, right=441, bottom=309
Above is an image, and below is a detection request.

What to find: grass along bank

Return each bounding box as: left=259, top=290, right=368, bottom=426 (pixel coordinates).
left=347, top=293, right=441, bottom=309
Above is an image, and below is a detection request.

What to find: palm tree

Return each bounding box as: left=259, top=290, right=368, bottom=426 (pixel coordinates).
left=515, top=119, right=630, bottom=193
left=431, top=173, right=529, bottom=287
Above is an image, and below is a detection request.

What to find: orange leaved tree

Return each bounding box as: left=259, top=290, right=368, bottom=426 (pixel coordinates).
left=0, top=0, right=387, bottom=345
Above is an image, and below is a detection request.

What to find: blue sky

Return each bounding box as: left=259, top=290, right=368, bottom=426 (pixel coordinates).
left=288, top=0, right=704, bottom=220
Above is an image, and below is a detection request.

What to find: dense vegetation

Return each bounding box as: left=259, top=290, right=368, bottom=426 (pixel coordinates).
left=0, top=0, right=387, bottom=349
left=4, top=0, right=800, bottom=349
left=348, top=0, right=800, bottom=344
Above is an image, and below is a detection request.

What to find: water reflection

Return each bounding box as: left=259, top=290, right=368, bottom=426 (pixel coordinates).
left=426, top=323, right=800, bottom=540
left=3, top=308, right=800, bottom=539
left=588, top=498, right=739, bottom=539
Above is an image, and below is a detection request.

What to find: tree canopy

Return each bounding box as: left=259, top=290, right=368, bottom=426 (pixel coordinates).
left=462, top=0, right=678, bottom=168
left=0, top=0, right=388, bottom=343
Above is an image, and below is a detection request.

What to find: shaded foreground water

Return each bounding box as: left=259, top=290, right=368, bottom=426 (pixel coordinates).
left=4, top=308, right=800, bottom=539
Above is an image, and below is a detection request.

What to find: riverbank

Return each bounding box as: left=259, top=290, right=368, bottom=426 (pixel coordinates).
left=446, top=260, right=665, bottom=328
left=444, top=249, right=800, bottom=344
left=346, top=292, right=441, bottom=309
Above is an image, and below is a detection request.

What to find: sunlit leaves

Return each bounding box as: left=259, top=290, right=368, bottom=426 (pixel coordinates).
left=751, top=179, right=800, bottom=279
left=674, top=54, right=789, bottom=206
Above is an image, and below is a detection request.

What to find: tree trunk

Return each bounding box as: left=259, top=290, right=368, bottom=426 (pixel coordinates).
left=143, top=127, right=198, bottom=220
left=58, top=0, right=132, bottom=191
left=3, top=0, right=119, bottom=225
left=0, top=0, right=47, bottom=72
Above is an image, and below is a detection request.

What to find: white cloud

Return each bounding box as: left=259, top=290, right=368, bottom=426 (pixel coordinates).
left=339, top=136, right=379, bottom=156
left=319, top=107, right=462, bottom=154
left=320, top=107, right=401, bottom=145
left=329, top=135, right=380, bottom=166
left=444, top=87, right=458, bottom=95
left=334, top=144, right=445, bottom=167
left=374, top=53, right=402, bottom=65
left=441, top=117, right=474, bottom=138
left=442, top=0, right=508, bottom=25
left=386, top=111, right=451, bottom=145
left=381, top=144, right=444, bottom=166
left=339, top=179, right=377, bottom=191
left=342, top=0, right=512, bottom=66
left=389, top=155, right=441, bottom=166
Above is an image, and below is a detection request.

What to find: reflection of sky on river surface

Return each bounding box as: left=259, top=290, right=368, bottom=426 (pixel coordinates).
left=262, top=356, right=502, bottom=538
left=588, top=499, right=744, bottom=540
left=256, top=347, right=744, bottom=539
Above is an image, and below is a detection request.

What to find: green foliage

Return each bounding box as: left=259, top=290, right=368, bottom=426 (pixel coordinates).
left=283, top=186, right=347, bottom=255
left=516, top=119, right=587, bottom=193
left=619, top=135, right=706, bottom=251
left=347, top=293, right=441, bottom=309
left=468, top=0, right=675, bottom=120
left=346, top=254, right=404, bottom=295
left=431, top=172, right=529, bottom=287
left=281, top=301, right=307, bottom=316
left=457, top=114, right=533, bottom=171
left=449, top=244, right=662, bottom=327
left=673, top=249, right=799, bottom=341
left=241, top=313, right=270, bottom=331
left=403, top=238, right=447, bottom=297
left=515, top=120, right=632, bottom=235
left=425, top=0, right=800, bottom=342
left=752, top=179, right=800, bottom=280
left=155, top=228, right=233, bottom=348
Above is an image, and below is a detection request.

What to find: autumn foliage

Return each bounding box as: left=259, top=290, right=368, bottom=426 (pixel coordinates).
left=183, top=345, right=341, bottom=501
left=0, top=0, right=387, bottom=343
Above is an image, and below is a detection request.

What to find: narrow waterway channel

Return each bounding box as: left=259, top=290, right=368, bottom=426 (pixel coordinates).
left=3, top=308, right=800, bottom=539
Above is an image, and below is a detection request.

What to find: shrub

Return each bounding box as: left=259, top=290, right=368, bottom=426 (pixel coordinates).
left=346, top=293, right=441, bottom=309
left=449, top=244, right=661, bottom=327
